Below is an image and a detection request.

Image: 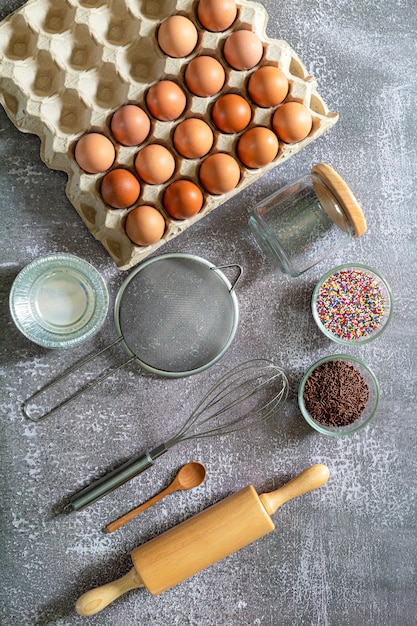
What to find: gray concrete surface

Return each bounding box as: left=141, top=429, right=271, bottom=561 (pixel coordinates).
left=1, top=0, right=416, bottom=624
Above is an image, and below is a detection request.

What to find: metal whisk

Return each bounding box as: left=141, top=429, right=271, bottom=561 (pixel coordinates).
left=65, top=359, right=289, bottom=512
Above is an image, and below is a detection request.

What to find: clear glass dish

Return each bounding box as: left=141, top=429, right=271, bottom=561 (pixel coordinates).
left=298, top=354, right=380, bottom=436
left=9, top=253, right=109, bottom=349
left=248, top=164, right=367, bottom=277
left=311, top=264, right=393, bottom=345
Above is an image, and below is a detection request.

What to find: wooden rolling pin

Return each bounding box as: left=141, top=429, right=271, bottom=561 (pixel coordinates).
left=76, top=464, right=330, bottom=616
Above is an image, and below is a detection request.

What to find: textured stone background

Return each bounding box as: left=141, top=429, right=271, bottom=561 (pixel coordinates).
left=1, top=1, right=416, bottom=625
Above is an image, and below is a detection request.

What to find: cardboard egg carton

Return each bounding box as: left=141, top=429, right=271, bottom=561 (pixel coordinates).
left=0, top=0, right=338, bottom=270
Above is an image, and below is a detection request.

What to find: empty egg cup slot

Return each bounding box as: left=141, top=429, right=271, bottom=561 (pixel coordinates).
left=25, top=0, right=77, bottom=34
left=10, top=55, right=56, bottom=100
left=78, top=202, right=98, bottom=228
left=85, top=1, right=143, bottom=48
left=289, top=55, right=310, bottom=80
left=50, top=23, right=105, bottom=72
left=77, top=63, right=130, bottom=110
left=309, top=93, right=328, bottom=116
left=123, top=36, right=168, bottom=85
left=2, top=14, right=39, bottom=61
left=1, top=92, right=19, bottom=117
left=41, top=88, right=92, bottom=136
left=30, top=50, right=65, bottom=98
left=103, top=230, right=132, bottom=264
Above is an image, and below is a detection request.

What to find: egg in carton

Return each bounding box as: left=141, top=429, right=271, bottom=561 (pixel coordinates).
left=0, top=0, right=338, bottom=270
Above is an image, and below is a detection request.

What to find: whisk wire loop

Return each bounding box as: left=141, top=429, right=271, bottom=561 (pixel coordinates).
left=166, top=359, right=289, bottom=446
left=176, top=383, right=288, bottom=442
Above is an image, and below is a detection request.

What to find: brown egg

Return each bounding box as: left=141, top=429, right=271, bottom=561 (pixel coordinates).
left=212, top=94, right=251, bottom=133
left=125, top=205, right=166, bottom=246
left=197, top=0, right=237, bottom=32
left=248, top=66, right=289, bottom=108
left=163, top=180, right=204, bottom=219
left=173, top=118, right=214, bottom=159
left=135, top=144, right=175, bottom=185
left=101, top=169, right=140, bottom=209
left=199, top=153, right=240, bottom=194
left=75, top=133, right=115, bottom=174
left=158, top=15, right=198, bottom=58
left=110, top=104, right=151, bottom=146
left=185, top=56, right=225, bottom=97
left=146, top=81, right=187, bottom=121
left=272, top=102, right=312, bottom=143
left=223, top=30, right=263, bottom=70
left=237, top=127, right=279, bottom=169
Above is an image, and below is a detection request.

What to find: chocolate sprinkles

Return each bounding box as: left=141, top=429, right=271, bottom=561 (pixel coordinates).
left=303, top=360, right=369, bottom=427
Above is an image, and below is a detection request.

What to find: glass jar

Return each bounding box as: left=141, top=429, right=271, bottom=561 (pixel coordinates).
left=248, top=163, right=367, bottom=277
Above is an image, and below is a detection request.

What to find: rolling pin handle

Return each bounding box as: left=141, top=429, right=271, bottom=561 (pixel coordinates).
left=75, top=567, right=144, bottom=616
left=259, top=464, right=330, bottom=516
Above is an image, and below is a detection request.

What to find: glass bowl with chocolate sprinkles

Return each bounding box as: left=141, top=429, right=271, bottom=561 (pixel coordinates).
left=311, top=264, right=393, bottom=345
left=298, top=354, right=380, bottom=435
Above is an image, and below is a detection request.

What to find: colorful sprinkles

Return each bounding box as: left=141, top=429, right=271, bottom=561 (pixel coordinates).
left=315, top=267, right=388, bottom=342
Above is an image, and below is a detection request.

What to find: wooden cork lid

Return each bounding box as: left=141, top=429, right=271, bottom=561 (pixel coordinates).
left=311, top=163, right=367, bottom=237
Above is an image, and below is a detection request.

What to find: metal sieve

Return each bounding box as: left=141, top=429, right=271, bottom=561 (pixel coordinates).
left=23, top=253, right=241, bottom=421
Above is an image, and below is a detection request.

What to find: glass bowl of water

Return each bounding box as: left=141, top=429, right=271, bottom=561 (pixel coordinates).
left=9, top=253, right=108, bottom=349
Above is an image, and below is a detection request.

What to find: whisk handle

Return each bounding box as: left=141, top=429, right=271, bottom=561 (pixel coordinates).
left=259, top=464, right=330, bottom=515
left=65, top=444, right=168, bottom=512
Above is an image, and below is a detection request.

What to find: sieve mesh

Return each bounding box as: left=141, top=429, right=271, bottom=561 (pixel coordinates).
left=116, top=256, right=238, bottom=374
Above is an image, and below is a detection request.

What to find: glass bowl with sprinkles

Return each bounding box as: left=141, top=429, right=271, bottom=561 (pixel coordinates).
left=311, top=264, right=393, bottom=344
left=298, top=354, right=380, bottom=436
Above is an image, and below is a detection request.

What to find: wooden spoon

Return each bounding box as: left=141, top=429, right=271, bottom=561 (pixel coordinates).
left=104, top=461, right=206, bottom=533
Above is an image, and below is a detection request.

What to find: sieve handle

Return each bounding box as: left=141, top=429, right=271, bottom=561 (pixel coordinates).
left=213, top=263, right=243, bottom=292
left=64, top=444, right=168, bottom=512
left=22, top=339, right=135, bottom=422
